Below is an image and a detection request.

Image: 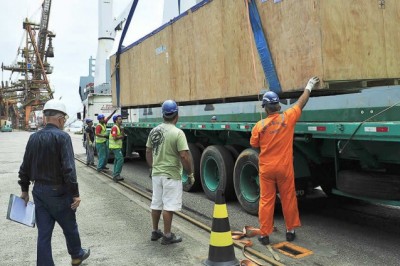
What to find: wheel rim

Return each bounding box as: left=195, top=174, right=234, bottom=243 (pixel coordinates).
left=182, top=172, right=188, bottom=183
left=240, top=162, right=259, bottom=202
left=202, top=156, right=219, bottom=192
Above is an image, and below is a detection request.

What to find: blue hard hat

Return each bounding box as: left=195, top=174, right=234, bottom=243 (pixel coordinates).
left=262, top=91, right=280, bottom=107
left=211, top=115, right=217, bottom=121
left=162, top=100, right=178, bottom=117
left=97, top=114, right=105, bottom=120
left=113, top=114, right=122, bottom=122
left=85, top=118, right=93, bottom=124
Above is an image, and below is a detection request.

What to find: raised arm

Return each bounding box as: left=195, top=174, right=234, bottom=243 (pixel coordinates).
left=296, top=77, right=320, bottom=110
left=106, top=109, right=118, bottom=122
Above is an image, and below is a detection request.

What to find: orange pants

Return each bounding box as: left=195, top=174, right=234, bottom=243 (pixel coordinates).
left=258, top=165, right=301, bottom=236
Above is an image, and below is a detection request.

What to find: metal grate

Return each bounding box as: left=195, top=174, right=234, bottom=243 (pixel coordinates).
left=272, top=242, right=313, bottom=259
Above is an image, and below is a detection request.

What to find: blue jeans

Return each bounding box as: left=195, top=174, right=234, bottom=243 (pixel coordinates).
left=33, top=183, right=84, bottom=266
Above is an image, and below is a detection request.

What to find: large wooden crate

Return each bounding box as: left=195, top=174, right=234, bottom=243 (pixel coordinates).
left=111, top=0, right=400, bottom=107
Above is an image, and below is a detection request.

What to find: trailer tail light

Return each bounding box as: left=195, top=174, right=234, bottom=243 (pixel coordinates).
left=221, top=124, right=230, bottom=129
left=365, top=127, right=389, bottom=132
left=308, top=126, right=326, bottom=132
left=198, top=124, right=205, bottom=129
left=240, top=125, right=250, bottom=130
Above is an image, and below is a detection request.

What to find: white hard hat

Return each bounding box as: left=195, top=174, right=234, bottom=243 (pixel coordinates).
left=43, top=99, right=67, bottom=115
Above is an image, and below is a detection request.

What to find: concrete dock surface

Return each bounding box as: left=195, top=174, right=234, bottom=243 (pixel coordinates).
left=1, top=131, right=233, bottom=265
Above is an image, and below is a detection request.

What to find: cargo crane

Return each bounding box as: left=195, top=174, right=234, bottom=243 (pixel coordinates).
left=1, top=0, right=54, bottom=129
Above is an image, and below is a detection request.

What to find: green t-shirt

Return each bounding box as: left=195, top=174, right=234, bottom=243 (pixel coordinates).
left=146, top=123, right=189, bottom=180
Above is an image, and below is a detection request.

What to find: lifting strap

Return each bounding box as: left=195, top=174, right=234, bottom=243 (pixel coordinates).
left=115, top=0, right=139, bottom=107
left=232, top=226, right=281, bottom=265
left=247, top=0, right=281, bottom=94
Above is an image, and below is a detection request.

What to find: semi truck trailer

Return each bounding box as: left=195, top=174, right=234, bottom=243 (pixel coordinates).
left=110, top=0, right=400, bottom=214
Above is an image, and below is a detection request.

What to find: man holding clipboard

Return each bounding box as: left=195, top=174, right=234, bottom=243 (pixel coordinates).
left=17, top=99, right=90, bottom=266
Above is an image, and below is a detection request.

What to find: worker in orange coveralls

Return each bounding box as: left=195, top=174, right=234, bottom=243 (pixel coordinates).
left=250, top=77, right=320, bottom=245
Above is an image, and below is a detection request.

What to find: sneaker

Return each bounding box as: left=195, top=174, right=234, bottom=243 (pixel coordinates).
left=102, top=166, right=109, bottom=170
left=151, top=230, right=164, bottom=241
left=286, top=231, right=296, bottom=242
left=161, top=233, right=182, bottom=245
left=90, top=163, right=95, bottom=166
left=71, top=248, right=90, bottom=266
left=258, top=235, right=270, bottom=245
left=113, top=175, right=124, bottom=182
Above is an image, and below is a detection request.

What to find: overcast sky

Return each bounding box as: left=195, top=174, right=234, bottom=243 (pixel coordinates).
left=0, top=0, right=163, bottom=121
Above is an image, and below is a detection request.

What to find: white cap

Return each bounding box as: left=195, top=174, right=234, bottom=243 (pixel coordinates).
left=43, top=99, right=67, bottom=116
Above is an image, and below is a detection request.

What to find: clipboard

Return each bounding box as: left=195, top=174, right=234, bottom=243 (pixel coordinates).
left=6, top=194, right=36, bottom=227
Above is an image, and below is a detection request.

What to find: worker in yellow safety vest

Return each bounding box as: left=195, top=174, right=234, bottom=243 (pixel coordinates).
left=95, top=110, right=117, bottom=171
left=109, top=114, right=125, bottom=182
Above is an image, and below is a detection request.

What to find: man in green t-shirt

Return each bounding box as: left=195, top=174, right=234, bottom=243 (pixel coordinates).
left=146, top=100, right=194, bottom=245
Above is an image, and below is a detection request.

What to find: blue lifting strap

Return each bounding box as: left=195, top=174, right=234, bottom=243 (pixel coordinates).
left=248, top=0, right=281, bottom=93
left=115, top=0, right=139, bottom=107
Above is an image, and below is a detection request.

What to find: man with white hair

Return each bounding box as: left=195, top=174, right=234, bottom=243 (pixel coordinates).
left=18, top=99, right=90, bottom=266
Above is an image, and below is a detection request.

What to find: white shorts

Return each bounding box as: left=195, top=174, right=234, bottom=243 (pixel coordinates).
left=150, top=175, right=183, bottom=211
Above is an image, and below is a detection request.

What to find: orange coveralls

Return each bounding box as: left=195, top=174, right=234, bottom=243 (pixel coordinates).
left=250, top=105, right=302, bottom=236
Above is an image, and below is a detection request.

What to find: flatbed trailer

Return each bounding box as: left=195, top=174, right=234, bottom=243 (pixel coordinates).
left=118, top=85, right=400, bottom=214
left=108, top=0, right=400, bottom=214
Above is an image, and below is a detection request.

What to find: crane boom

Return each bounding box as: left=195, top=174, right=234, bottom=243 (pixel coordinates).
left=35, top=0, right=52, bottom=80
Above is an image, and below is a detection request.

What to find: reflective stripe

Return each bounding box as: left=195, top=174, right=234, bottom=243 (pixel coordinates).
left=213, top=204, right=228, bottom=219
left=209, top=232, right=233, bottom=247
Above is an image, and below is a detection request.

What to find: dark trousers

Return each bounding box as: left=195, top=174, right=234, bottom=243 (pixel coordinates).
left=33, top=183, right=84, bottom=266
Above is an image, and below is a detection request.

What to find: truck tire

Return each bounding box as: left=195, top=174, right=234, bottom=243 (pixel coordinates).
left=224, top=145, right=244, bottom=161
left=233, top=148, right=260, bottom=215
left=200, top=145, right=235, bottom=201
left=337, top=170, right=400, bottom=200
left=183, top=143, right=202, bottom=192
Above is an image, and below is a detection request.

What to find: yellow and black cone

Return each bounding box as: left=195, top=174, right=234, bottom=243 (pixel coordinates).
left=203, top=190, right=239, bottom=266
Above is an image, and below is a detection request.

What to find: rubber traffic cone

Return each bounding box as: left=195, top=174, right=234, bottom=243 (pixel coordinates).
left=203, top=190, right=239, bottom=266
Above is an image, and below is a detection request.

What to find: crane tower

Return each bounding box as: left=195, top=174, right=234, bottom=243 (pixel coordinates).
left=1, top=0, right=55, bottom=129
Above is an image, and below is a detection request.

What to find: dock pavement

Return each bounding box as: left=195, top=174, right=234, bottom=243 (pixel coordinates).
left=0, top=131, right=237, bottom=265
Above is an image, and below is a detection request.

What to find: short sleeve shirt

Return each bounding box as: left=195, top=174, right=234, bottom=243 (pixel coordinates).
left=146, top=123, right=189, bottom=180
left=250, top=105, right=302, bottom=173
left=85, top=126, right=95, bottom=142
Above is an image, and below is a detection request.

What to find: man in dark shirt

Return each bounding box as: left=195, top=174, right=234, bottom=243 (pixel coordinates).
left=85, top=118, right=95, bottom=166
left=18, top=99, right=90, bottom=266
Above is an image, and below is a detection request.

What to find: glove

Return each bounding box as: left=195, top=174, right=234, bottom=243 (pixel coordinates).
left=188, top=173, right=195, bottom=185
left=305, top=76, right=320, bottom=92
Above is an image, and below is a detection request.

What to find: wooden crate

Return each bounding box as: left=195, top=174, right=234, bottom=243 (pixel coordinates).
left=111, top=0, right=400, bottom=107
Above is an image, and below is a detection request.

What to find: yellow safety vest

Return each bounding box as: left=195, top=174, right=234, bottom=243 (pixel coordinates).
left=109, top=125, right=123, bottom=149
left=95, top=123, right=107, bottom=143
